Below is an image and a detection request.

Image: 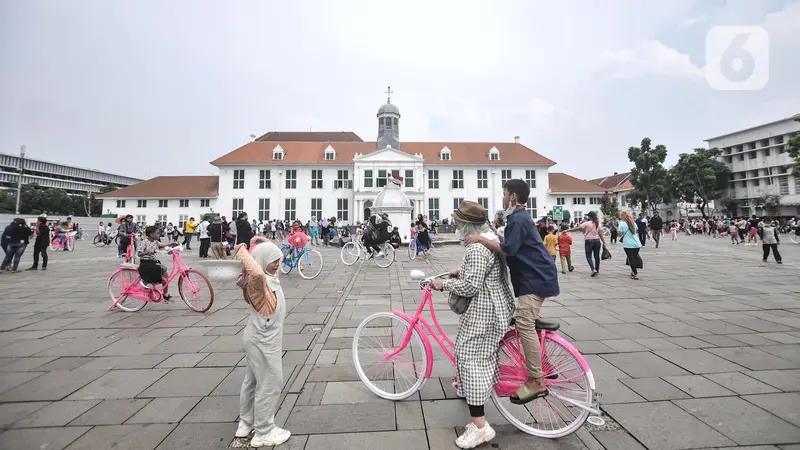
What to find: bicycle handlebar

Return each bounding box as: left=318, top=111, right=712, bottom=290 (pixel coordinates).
left=410, top=270, right=450, bottom=285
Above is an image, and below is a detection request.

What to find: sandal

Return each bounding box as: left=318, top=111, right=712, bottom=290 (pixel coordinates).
left=510, top=384, right=549, bottom=405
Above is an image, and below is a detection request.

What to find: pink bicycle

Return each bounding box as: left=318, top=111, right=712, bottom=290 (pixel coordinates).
left=352, top=270, right=600, bottom=438
left=107, top=244, right=214, bottom=313
left=49, top=231, right=76, bottom=252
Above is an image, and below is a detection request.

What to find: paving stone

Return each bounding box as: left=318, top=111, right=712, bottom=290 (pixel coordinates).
left=11, top=400, right=100, bottom=428
left=620, top=377, right=692, bottom=401
left=757, top=345, right=800, bottom=364
left=573, top=340, right=616, bottom=354
left=592, top=430, right=647, bottom=450
left=674, top=396, right=800, bottom=445
left=305, top=431, right=428, bottom=450
left=745, top=370, right=800, bottom=391
left=208, top=366, right=245, bottom=396
left=65, top=423, right=176, bottom=450
left=197, top=335, right=242, bottom=352
left=155, top=422, right=237, bottom=449
left=195, top=352, right=243, bottom=367
left=608, top=323, right=669, bottom=339
left=286, top=403, right=395, bottom=433
left=36, top=338, right=118, bottom=357
left=91, top=337, right=167, bottom=356
left=704, top=372, right=781, bottom=395
left=0, top=356, right=58, bottom=372
left=697, top=334, right=749, bottom=347
left=320, top=380, right=393, bottom=404
left=115, top=354, right=172, bottom=369
left=308, top=363, right=364, bottom=382
left=662, top=375, right=737, bottom=398
left=284, top=333, right=315, bottom=350
left=634, top=338, right=684, bottom=351
left=601, top=352, right=690, bottom=378
left=0, top=371, right=44, bottom=395
left=654, top=349, right=746, bottom=374
left=666, top=336, right=716, bottom=348
left=182, top=396, right=239, bottom=422
left=139, top=368, right=231, bottom=397
left=707, top=347, right=798, bottom=371
left=69, top=398, right=151, bottom=426
left=395, top=401, right=424, bottom=430
left=597, top=379, right=647, bottom=404
left=600, top=339, right=650, bottom=353
left=744, top=393, right=800, bottom=427
left=604, top=401, right=735, bottom=449
left=204, top=326, right=243, bottom=335
left=156, top=353, right=209, bottom=368
left=0, top=426, right=91, bottom=450
left=0, top=401, right=50, bottom=428
left=66, top=368, right=169, bottom=400
left=126, top=397, right=202, bottom=424
left=0, top=370, right=107, bottom=401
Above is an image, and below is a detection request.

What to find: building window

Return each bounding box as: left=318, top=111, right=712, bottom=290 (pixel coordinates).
left=200, top=199, right=210, bottom=208
left=377, top=170, right=387, bottom=188
left=364, top=170, right=374, bottom=188
left=157, top=214, right=167, bottom=225
left=749, top=151, right=757, bottom=159
left=572, top=197, right=586, bottom=205
left=116, top=200, right=126, bottom=208
left=778, top=176, right=789, bottom=195
left=285, top=170, right=297, bottom=189
left=391, top=169, right=400, bottom=178
left=312, top=169, right=323, bottom=189
left=258, top=198, right=270, bottom=221
left=179, top=199, right=189, bottom=208
left=753, top=178, right=760, bottom=187
left=337, top=198, right=349, bottom=221
left=136, top=215, right=146, bottom=227
left=233, top=169, right=245, bottom=189
left=738, top=154, right=744, bottom=161
left=525, top=170, right=536, bottom=188
left=452, top=170, right=464, bottom=189
left=335, top=170, right=350, bottom=189
left=765, top=148, right=771, bottom=156
left=428, top=198, right=439, bottom=220
left=556, top=197, right=565, bottom=205
left=489, top=150, right=499, bottom=161
left=620, top=195, right=626, bottom=207
left=526, top=198, right=537, bottom=218
left=325, top=150, right=335, bottom=160
left=404, top=170, right=414, bottom=188
left=273, top=149, right=283, bottom=160
left=477, top=170, right=488, bottom=189
left=232, top=198, right=244, bottom=219
left=428, top=170, right=439, bottom=189
left=158, top=199, right=168, bottom=208
left=574, top=211, right=583, bottom=220
left=501, top=170, right=512, bottom=187
left=285, top=198, right=296, bottom=221
left=259, top=170, right=271, bottom=189
left=774, top=135, right=785, bottom=144
left=137, top=200, right=147, bottom=208
left=477, top=197, right=488, bottom=213
left=311, top=198, right=322, bottom=220
left=440, top=149, right=451, bottom=160
left=740, top=180, right=747, bottom=188
left=178, top=215, right=188, bottom=230
left=453, top=197, right=464, bottom=212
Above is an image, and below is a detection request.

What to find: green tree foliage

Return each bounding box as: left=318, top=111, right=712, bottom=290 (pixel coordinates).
left=600, top=192, right=619, bottom=218
left=0, top=183, right=104, bottom=216
left=786, top=116, right=800, bottom=176
left=627, top=138, right=670, bottom=215
left=720, top=197, right=740, bottom=216
left=669, top=147, right=732, bottom=219
left=759, top=194, right=782, bottom=217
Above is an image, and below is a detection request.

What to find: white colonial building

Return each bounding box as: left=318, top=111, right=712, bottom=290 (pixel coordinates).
left=101, top=96, right=622, bottom=227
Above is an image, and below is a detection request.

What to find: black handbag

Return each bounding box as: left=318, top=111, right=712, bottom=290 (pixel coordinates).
left=448, top=292, right=471, bottom=315
left=601, top=246, right=612, bottom=260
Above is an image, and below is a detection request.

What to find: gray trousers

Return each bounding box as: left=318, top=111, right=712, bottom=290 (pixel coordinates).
left=239, top=310, right=284, bottom=436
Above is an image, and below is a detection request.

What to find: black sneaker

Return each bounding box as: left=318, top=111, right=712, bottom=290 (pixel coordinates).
left=42, top=267, right=47, bottom=270
left=25, top=267, right=37, bottom=271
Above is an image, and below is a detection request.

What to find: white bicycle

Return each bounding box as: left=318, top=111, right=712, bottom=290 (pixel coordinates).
left=340, top=239, right=395, bottom=268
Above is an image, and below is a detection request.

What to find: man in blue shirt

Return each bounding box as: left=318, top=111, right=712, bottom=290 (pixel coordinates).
left=466, top=179, right=559, bottom=405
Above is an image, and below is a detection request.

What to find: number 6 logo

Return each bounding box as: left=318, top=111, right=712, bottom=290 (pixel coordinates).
left=706, top=26, right=769, bottom=91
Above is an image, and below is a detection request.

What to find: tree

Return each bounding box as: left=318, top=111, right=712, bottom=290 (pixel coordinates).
left=720, top=197, right=739, bottom=216
left=669, top=147, right=732, bottom=219
left=759, top=194, right=782, bottom=217
left=786, top=116, right=800, bottom=176
left=628, top=137, right=670, bottom=215
left=600, top=192, right=619, bottom=218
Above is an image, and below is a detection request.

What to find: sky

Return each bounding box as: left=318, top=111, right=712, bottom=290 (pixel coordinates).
left=1, top=0, right=798, bottom=180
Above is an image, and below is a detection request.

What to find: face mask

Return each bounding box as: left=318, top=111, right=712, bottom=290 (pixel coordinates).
left=455, top=228, right=465, bottom=244
left=504, top=194, right=518, bottom=218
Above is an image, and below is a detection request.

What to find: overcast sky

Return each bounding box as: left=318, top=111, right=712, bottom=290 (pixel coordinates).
left=1, top=0, right=798, bottom=180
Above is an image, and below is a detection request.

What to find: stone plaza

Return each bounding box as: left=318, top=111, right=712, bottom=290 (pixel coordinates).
left=0, top=234, right=799, bottom=450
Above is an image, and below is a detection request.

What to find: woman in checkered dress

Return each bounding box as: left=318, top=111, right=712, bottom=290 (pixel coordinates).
left=433, top=200, right=514, bottom=449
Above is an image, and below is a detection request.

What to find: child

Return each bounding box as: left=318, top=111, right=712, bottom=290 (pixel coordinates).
left=670, top=221, right=679, bottom=241
left=137, top=225, right=178, bottom=290
left=557, top=230, right=574, bottom=274
left=543, top=225, right=558, bottom=264
left=288, top=221, right=308, bottom=251
left=98, top=221, right=105, bottom=242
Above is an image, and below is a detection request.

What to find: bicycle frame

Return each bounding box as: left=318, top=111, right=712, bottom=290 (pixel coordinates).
left=108, top=247, right=191, bottom=309
left=283, top=245, right=312, bottom=269
left=51, top=232, right=75, bottom=250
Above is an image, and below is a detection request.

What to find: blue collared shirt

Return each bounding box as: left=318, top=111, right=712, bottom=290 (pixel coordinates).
left=500, top=208, right=560, bottom=298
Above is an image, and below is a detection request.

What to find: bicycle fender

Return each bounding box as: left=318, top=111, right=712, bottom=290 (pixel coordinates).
left=545, top=332, right=596, bottom=390
left=393, top=310, right=434, bottom=379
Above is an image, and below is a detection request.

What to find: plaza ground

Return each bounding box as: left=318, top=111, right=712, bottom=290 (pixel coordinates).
left=0, top=233, right=799, bottom=449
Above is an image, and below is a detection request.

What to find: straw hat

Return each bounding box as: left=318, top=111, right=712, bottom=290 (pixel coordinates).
left=451, top=200, right=487, bottom=224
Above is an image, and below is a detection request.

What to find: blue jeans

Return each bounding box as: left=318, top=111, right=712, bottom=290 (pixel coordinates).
left=584, top=239, right=601, bottom=272
left=2, top=243, right=27, bottom=271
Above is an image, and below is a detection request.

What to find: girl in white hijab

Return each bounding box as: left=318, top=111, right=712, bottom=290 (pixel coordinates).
left=235, top=239, right=291, bottom=447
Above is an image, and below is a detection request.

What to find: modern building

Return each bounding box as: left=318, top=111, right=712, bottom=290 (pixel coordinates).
left=0, top=152, right=142, bottom=195
left=100, top=95, right=623, bottom=227
left=708, top=113, right=800, bottom=217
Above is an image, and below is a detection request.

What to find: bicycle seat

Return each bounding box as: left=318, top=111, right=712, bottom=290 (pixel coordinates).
left=535, top=318, right=560, bottom=331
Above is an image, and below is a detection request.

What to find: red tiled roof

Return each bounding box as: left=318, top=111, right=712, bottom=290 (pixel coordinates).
left=210, top=141, right=556, bottom=166
left=98, top=176, right=219, bottom=198
left=549, top=173, right=607, bottom=193
left=256, top=131, right=363, bottom=142
left=589, top=172, right=631, bottom=189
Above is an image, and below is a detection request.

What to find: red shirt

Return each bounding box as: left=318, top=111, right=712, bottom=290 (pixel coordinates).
left=289, top=230, right=308, bottom=249
left=557, top=234, right=572, bottom=256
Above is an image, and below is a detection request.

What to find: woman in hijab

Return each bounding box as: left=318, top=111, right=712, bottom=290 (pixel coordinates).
left=320, top=217, right=330, bottom=247
left=234, top=237, right=291, bottom=447
left=430, top=200, right=514, bottom=449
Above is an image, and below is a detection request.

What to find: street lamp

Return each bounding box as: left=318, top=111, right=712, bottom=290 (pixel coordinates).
left=14, top=145, right=26, bottom=214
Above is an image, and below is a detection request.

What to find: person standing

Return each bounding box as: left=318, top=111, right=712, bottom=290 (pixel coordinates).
left=557, top=229, right=574, bottom=274
left=209, top=217, right=227, bottom=260
left=671, top=221, right=680, bottom=241
left=236, top=213, right=254, bottom=249
left=320, top=218, right=330, bottom=247
left=183, top=217, right=197, bottom=250
left=564, top=211, right=607, bottom=277
left=270, top=220, right=277, bottom=240
left=649, top=212, right=663, bottom=248
left=617, top=211, right=643, bottom=280
left=26, top=216, right=50, bottom=271
left=275, top=219, right=284, bottom=241
left=761, top=220, right=782, bottom=264
left=1, top=218, right=32, bottom=273
left=309, top=216, right=320, bottom=245
left=198, top=217, right=211, bottom=258
left=543, top=225, right=558, bottom=264
left=609, top=218, right=618, bottom=244
left=635, top=214, right=648, bottom=246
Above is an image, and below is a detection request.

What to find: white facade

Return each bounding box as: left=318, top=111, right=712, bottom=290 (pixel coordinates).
left=101, top=197, right=218, bottom=229
left=708, top=115, right=800, bottom=216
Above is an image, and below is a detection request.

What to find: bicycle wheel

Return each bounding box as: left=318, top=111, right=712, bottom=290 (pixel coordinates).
left=49, top=242, right=58, bottom=252
left=340, top=241, right=361, bottom=266
left=373, top=243, right=395, bottom=268
left=791, top=233, right=800, bottom=244
left=93, top=235, right=103, bottom=247
left=115, top=235, right=121, bottom=245
left=178, top=269, right=214, bottom=313
left=298, top=249, right=323, bottom=280
left=408, top=240, right=417, bottom=260
left=108, top=269, right=147, bottom=312
left=353, top=312, right=428, bottom=401
left=492, top=331, right=593, bottom=438
left=66, top=238, right=74, bottom=252
left=280, top=247, right=293, bottom=275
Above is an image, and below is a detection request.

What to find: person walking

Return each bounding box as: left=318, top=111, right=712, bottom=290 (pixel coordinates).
left=636, top=214, right=648, bottom=246
left=209, top=217, right=227, bottom=260
left=309, top=216, right=320, bottom=245
left=320, top=218, right=330, bottom=247
left=671, top=221, right=679, bottom=241
left=270, top=220, right=277, bottom=240
left=26, top=216, right=50, bottom=271
left=183, top=217, right=197, bottom=250
left=557, top=229, right=574, bottom=274
left=1, top=218, right=32, bottom=273
left=198, top=217, right=211, bottom=258
left=564, top=211, right=606, bottom=277
left=609, top=218, right=618, bottom=244
left=618, top=211, right=643, bottom=280
left=649, top=212, right=663, bottom=248
left=543, top=225, right=558, bottom=264
left=761, top=220, right=782, bottom=264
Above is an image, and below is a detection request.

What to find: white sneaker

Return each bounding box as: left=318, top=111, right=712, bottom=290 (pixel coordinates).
left=250, top=427, right=291, bottom=447
left=234, top=421, right=252, bottom=438
left=377, top=251, right=385, bottom=257
left=456, top=422, right=495, bottom=449
left=139, top=280, right=153, bottom=289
